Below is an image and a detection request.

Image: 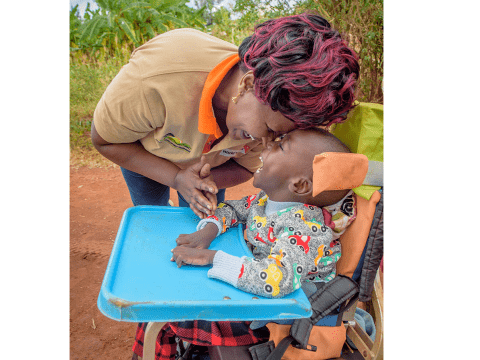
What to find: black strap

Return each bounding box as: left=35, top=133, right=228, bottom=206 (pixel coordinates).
left=248, top=340, right=275, bottom=360
left=248, top=275, right=360, bottom=359
left=307, top=275, right=358, bottom=325
left=265, top=336, right=296, bottom=360
left=291, top=275, right=358, bottom=347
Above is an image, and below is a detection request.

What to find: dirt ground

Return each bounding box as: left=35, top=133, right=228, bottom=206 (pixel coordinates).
left=70, top=166, right=259, bottom=360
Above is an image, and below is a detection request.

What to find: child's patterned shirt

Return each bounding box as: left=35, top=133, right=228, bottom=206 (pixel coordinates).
left=197, top=190, right=357, bottom=298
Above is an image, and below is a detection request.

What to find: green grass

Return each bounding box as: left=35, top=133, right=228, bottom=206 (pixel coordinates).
left=70, top=57, right=125, bottom=168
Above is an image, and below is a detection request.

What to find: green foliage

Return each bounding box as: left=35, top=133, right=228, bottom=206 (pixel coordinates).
left=70, top=0, right=205, bottom=63
left=295, top=0, right=383, bottom=103
left=70, top=59, right=124, bottom=149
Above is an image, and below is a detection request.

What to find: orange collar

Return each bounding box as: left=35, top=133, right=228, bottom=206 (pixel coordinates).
left=198, top=54, right=240, bottom=139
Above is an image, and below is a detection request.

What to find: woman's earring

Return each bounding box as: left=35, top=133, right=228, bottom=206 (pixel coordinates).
left=231, top=91, right=245, bottom=104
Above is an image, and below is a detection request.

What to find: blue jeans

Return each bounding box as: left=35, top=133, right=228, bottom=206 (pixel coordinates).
left=120, top=167, right=225, bottom=207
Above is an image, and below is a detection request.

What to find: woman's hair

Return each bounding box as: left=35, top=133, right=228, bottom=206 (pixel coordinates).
left=239, top=12, right=359, bottom=128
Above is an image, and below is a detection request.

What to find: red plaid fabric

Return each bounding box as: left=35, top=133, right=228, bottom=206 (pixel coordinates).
left=132, top=321, right=269, bottom=360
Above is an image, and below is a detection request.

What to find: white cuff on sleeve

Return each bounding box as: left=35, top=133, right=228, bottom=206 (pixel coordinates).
left=197, top=218, right=222, bottom=237
left=207, top=250, right=244, bottom=287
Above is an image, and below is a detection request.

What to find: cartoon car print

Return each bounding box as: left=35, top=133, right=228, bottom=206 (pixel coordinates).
left=254, top=233, right=267, bottom=245
left=317, top=255, right=334, bottom=267
left=258, top=195, right=268, bottom=206
left=245, top=195, right=257, bottom=209
left=249, top=215, right=267, bottom=231
left=314, top=244, right=326, bottom=266
left=267, top=227, right=277, bottom=243
left=303, top=218, right=323, bottom=233
left=259, top=263, right=283, bottom=296
left=314, top=245, right=336, bottom=266
left=303, top=204, right=318, bottom=211
left=294, top=209, right=324, bottom=233
left=206, top=215, right=219, bottom=221
left=268, top=248, right=287, bottom=267
left=222, top=217, right=227, bottom=233
left=323, top=270, right=336, bottom=282
left=294, top=209, right=305, bottom=220
left=288, top=235, right=311, bottom=254
left=329, top=239, right=340, bottom=248
left=284, top=226, right=302, bottom=236
left=277, top=206, right=294, bottom=216
left=292, top=263, right=303, bottom=290
left=217, top=203, right=226, bottom=209
left=238, top=264, right=245, bottom=279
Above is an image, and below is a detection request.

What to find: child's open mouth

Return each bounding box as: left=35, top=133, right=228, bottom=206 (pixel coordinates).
left=256, top=155, right=264, bottom=173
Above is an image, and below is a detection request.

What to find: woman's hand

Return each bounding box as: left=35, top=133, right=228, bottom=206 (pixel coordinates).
left=171, top=247, right=217, bottom=268
left=176, top=223, right=218, bottom=249
left=173, top=156, right=218, bottom=217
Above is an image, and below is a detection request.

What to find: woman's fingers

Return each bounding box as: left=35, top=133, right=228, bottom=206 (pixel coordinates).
left=197, top=178, right=218, bottom=195
left=190, top=203, right=207, bottom=219
left=199, top=161, right=211, bottom=179
left=204, top=191, right=217, bottom=212
left=191, top=189, right=215, bottom=212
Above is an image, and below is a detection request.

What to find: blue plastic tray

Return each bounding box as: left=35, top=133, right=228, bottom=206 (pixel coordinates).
left=98, top=206, right=312, bottom=322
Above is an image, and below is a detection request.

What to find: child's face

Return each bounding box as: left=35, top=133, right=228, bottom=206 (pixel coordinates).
left=253, top=130, right=314, bottom=198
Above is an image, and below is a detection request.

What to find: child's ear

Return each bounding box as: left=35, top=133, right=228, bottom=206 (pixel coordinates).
left=288, top=177, right=313, bottom=196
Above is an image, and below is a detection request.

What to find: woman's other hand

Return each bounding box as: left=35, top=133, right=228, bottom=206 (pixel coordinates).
left=174, top=156, right=218, bottom=217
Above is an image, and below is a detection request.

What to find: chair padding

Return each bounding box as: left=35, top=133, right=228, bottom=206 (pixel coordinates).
left=358, top=190, right=383, bottom=302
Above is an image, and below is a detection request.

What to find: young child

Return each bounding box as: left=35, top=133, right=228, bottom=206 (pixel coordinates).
left=171, top=128, right=368, bottom=298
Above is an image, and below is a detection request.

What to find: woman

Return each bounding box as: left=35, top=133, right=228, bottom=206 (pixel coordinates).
left=91, top=12, right=359, bottom=220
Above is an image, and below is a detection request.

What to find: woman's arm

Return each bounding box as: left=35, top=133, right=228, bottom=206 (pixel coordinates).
left=91, top=121, right=217, bottom=214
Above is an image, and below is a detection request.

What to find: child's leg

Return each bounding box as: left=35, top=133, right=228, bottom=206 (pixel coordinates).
left=132, top=322, right=177, bottom=360
left=132, top=321, right=269, bottom=359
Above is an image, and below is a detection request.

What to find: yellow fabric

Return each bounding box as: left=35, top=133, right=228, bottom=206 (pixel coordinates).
left=336, top=191, right=381, bottom=278
left=312, top=152, right=369, bottom=196
left=331, top=102, right=383, bottom=200
left=266, top=323, right=345, bottom=360
left=93, top=28, right=263, bottom=173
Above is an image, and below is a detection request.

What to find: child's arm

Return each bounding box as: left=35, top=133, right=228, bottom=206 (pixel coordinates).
left=174, top=194, right=259, bottom=249
left=207, top=228, right=339, bottom=298
left=175, top=223, right=219, bottom=250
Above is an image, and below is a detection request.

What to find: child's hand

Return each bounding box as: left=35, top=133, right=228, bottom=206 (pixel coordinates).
left=176, top=223, right=218, bottom=249
left=174, top=156, right=218, bottom=217
left=171, top=247, right=217, bottom=268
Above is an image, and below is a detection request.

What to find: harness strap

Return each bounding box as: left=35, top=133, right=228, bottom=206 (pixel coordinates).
left=250, top=276, right=359, bottom=359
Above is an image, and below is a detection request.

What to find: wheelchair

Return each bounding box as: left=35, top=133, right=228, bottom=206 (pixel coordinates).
left=101, top=102, right=384, bottom=360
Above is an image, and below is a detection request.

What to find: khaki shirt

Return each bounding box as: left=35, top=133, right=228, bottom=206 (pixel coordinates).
left=93, top=28, right=262, bottom=172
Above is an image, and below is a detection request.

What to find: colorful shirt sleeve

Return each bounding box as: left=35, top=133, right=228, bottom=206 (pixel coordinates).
left=208, top=220, right=339, bottom=298
left=197, top=194, right=260, bottom=236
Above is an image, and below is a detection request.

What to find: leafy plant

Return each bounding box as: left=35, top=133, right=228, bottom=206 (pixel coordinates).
left=295, top=0, right=383, bottom=103
left=70, top=0, right=206, bottom=63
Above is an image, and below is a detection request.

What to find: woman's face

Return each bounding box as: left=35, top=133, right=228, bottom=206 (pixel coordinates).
left=225, top=90, right=297, bottom=142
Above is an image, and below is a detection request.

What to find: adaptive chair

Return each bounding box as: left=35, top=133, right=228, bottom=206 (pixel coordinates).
left=98, top=102, right=384, bottom=360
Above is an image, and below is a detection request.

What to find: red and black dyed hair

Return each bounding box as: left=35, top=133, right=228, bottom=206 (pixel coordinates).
left=239, top=12, right=359, bottom=128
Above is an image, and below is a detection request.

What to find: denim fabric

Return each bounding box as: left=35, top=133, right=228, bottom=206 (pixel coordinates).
left=121, top=167, right=225, bottom=207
